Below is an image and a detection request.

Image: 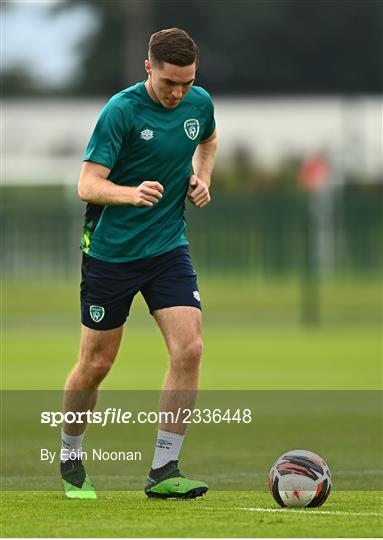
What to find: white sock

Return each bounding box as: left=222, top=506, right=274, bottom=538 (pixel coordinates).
left=61, top=429, right=85, bottom=462
left=151, top=429, right=184, bottom=470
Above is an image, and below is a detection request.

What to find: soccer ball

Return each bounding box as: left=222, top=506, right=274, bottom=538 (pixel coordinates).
left=268, top=449, right=331, bottom=508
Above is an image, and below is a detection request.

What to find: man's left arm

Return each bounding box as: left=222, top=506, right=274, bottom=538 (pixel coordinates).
left=189, top=130, right=217, bottom=208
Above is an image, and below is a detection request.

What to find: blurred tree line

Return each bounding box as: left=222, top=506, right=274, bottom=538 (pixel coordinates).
left=3, top=0, right=382, bottom=96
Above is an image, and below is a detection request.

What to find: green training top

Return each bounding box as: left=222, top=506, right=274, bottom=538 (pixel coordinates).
left=80, top=81, right=215, bottom=262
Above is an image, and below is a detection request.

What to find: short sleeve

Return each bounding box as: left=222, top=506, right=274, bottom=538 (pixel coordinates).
left=201, top=94, right=216, bottom=141
left=83, top=98, right=128, bottom=170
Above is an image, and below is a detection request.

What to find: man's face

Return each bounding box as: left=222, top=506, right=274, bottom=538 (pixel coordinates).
left=145, top=60, right=196, bottom=109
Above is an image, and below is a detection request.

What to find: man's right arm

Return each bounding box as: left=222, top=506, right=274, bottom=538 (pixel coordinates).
left=78, top=161, right=163, bottom=207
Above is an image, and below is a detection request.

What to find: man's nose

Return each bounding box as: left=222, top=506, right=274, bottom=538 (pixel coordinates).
left=172, top=87, right=183, bottom=99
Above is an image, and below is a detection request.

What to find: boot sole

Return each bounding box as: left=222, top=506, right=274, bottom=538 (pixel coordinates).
left=145, top=486, right=208, bottom=499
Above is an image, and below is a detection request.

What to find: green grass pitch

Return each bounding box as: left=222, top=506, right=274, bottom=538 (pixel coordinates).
left=1, top=491, right=382, bottom=537
left=2, top=276, right=382, bottom=537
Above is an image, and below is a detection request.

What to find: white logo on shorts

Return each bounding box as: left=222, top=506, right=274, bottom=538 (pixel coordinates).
left=89, top=305, right=105, bottom=323
left=193, top=290, right=201, bottom=302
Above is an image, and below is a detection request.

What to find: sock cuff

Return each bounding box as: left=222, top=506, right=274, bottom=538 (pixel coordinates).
left=61, top=429, right=85, bottom=444
left=157, top=428, right=184, bottom=441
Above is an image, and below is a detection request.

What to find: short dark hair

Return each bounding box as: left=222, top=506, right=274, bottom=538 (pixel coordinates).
left=148, top=28, right=199, bottom=68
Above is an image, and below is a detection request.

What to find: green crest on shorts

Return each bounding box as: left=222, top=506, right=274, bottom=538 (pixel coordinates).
left=89, top=305, right=105, bottom=323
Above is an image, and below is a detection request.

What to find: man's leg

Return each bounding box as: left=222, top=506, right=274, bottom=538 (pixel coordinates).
left=145, top=306, right=208, bottom=498
left=155, top=306, right=202, bottom=433
left=61, top=324, right=123, bottom=499
left=63, top=324, right=123, bottom=432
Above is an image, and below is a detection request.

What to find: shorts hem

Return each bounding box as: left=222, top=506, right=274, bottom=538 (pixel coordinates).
left=81, top=319, right=127, bottom=331
left=148, top=303, right=202, bottom=315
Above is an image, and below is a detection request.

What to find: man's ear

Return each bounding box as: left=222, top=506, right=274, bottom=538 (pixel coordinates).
left=144, top=59, right=152, bottom=75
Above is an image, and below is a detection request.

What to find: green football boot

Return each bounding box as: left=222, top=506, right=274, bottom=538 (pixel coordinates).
left=145, top=460, right=208, bottom=499
left=61, top=458, right=97, bottom=499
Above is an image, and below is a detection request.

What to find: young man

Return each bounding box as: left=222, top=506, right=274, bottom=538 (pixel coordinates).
left=60, top=28, right=217, bottom=499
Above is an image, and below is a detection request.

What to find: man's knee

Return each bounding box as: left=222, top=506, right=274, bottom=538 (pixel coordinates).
left=77, top=326, right=122, bottom=384
left=170, top=338, right=203, bottom=372
left=78, top=350, right=115, bottom=383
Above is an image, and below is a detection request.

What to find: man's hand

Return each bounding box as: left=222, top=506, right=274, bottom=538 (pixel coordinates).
left=188, top=175, right=211, bottom=208
left=130, top=181, right=164, bottom=207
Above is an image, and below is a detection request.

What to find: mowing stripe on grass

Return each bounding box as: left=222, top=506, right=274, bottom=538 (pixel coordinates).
left=240, top=508, right=382, bottom=517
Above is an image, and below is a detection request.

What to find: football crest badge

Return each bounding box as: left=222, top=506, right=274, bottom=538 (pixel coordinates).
left=184, top=119, right=200, bottom=140
left=89, top=305, right=105, bottom=323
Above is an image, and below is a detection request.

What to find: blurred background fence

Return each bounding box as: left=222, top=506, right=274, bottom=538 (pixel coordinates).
left=3, top=179, right=382, bottom=279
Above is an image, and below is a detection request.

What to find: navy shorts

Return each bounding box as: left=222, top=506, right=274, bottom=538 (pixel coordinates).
left=80, top=245, right=201, bottom=330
